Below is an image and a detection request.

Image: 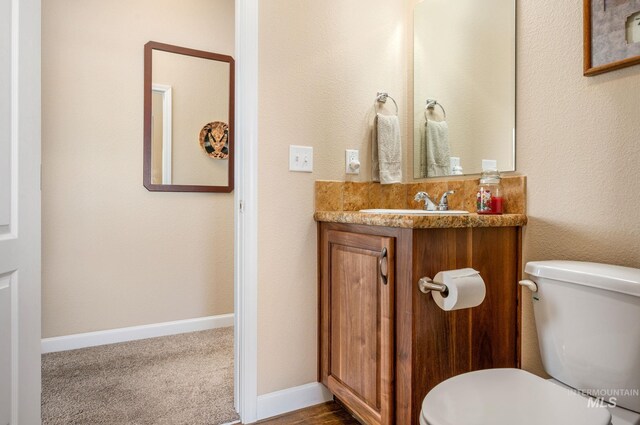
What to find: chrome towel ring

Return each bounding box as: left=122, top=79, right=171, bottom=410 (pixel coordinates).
left=425, top=99, right=446, bottom=120
left=376, top=92, right=399, bottom=115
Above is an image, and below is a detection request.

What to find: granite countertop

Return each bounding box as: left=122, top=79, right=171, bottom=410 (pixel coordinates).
left=314, top=210, right=528, bottom=229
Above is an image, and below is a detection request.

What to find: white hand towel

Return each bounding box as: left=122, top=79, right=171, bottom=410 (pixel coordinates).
left=420, top=119, right=450, bottom=177
left=372, top=113, right=402, bottom=184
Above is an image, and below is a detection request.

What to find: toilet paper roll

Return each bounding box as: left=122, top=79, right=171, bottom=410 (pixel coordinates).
left=431, top=268, right=486, bottom=311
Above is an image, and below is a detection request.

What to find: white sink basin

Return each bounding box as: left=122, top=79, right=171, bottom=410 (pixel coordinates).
left=359, top=209, right=469, bottom=215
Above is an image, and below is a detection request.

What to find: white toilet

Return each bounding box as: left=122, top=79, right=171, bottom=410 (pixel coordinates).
left=420, top=261, right=640, bottom=425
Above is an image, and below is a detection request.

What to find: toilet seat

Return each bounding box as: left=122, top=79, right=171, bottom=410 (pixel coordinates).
left=420, top=368, right=612, bottom=425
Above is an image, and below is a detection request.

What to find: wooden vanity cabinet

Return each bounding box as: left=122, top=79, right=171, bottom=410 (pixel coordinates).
left=319, top=229, right=395, bottom=425
left=318, top=222, right=521, bottom=425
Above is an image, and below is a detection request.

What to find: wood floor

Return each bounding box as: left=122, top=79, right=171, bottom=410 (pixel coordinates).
left=256, top=401, right=361, bottom=424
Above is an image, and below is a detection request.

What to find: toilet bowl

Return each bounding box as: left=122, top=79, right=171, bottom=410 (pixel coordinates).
left=420, top=369, right=611, bottom=425
left=420, top=261, right=640, bottom=425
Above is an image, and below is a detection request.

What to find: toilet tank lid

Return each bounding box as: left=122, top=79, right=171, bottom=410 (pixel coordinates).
left=525, top=261, right=640, bottom=297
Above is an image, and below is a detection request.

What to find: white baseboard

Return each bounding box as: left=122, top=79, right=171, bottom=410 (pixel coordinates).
left=256, top=382, right=333, bottom=421
left=41, top=313, right=234, bottom=354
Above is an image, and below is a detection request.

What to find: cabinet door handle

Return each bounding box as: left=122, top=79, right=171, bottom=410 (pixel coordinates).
left=379, top=247, right=388, bottom=285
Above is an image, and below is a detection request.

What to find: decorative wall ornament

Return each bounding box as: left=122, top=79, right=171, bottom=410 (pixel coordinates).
left=199, top=121, right=229, bottom=159
left=584, top=0, right=640, bottom=76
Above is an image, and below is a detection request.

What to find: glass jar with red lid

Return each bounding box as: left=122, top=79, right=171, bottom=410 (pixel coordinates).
left=477, top=168, right=503, bottom=215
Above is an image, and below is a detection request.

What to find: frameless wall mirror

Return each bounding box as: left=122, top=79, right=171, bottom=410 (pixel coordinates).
left=144, top=41, right=235, bottom=192
left=413, top=0, right=516, bottom=179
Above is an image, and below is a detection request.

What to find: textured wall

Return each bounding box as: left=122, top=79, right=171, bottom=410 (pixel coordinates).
left=42, top=0, right=235, bottom=337
left=255, top=0, right=640, bottom=394
left=42, top=0, right=640, bottom=396
left=517, top=0, right=640, bottom=375
left=258, top=0, right=410, bottom=394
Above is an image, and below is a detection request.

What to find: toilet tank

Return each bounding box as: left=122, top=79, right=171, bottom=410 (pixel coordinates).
left=526, top=261, right=640, bottom=413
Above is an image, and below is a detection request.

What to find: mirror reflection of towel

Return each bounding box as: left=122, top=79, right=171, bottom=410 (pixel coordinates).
left=372, top=113, right=402, bottom=184
left=421, top=119, right=450, bottom=177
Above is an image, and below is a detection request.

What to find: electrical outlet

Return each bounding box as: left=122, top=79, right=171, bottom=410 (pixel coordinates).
left=345, top=149, right=360, bottom=174
left=289, top=145, right=313, bottom=172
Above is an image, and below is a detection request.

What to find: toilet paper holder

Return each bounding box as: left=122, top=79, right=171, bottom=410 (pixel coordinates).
left=418, top=277, right=449, bottom=297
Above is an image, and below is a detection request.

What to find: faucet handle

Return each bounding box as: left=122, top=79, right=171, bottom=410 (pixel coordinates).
left=414, top=192, right=436, bottom=211
left=414, top=191, right=429, bottom=201
left=438, top=190, right=456, bottom=211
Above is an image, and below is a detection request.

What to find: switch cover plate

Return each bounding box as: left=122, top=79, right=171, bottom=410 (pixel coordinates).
left=345, top=149, right=360, bottom=174
left=289, top=145, right=313, bottom=172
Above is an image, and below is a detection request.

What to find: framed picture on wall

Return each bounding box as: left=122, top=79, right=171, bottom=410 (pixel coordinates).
left=583, top=0, right=640, bottom=76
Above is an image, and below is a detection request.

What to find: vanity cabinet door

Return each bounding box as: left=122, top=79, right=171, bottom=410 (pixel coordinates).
left=320, top=229, right=395, bottom=425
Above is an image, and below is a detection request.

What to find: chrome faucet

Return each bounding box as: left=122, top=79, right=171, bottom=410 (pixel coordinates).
left=437, top=190, right=456, bottom=211
left=414, top=192, right=437, bottom=211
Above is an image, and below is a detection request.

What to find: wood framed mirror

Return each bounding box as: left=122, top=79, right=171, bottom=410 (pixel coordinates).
left=144, top=41, right=235, bottom=192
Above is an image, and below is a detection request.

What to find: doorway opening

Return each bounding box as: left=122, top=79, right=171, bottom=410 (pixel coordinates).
left=38, top=0, right=258, bottom=422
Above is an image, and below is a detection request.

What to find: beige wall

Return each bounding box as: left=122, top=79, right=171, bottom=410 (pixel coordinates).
left=42, top=0, right=640, bottom=397
left=518, top=0, right=640, bottom=376
left=258, top=0, right=410, bottom=394
left=256, top=0, right=640, bottom=395
left=42, top=0, right=235, bottom=337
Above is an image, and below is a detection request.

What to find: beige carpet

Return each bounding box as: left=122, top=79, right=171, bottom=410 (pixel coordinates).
left=42, top=327, right=239, bottom=425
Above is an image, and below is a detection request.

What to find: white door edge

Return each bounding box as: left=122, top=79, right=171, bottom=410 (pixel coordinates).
left=1, top=0, right=42, bottom=423
left=235, top=0, right=259, bottom=422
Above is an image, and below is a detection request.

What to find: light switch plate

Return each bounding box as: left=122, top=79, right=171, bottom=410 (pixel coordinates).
left=289, top=145, right=313, bottom=172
